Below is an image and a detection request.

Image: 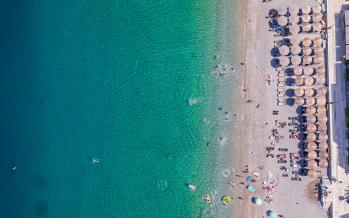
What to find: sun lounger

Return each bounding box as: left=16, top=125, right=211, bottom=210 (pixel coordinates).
left=246, top=185, right=255, bottom=192
left=282, top=173, right=288, bottom=177
left=277, top=160, right=287, bottom=164
left=278, top=148, right=288, bottom=151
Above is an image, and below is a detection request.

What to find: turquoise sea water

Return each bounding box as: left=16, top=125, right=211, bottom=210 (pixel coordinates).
left=0, top=1, right=225, bottom=217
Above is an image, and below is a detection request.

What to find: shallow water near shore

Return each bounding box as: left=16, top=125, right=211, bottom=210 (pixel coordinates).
left=0, top=0, right=241, bottom=217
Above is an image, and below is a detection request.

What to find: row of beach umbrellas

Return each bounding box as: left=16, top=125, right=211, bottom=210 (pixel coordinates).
left=279, top=45, right=324, bottom=56
left=279, top=55, right=324, bottom=66
left=294, top=96, right=327, bottom=106
left=277, top=15, right=323, bottom=27
left=306, top=141, right=328, bottom=151
left=294, top=87, right=327, bottom=97
left=277, top=5, right=322, bottom=16
left=292, top=66, right=325, bottom=76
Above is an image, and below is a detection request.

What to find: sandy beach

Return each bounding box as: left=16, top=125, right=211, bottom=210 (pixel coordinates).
left=229, top=0, right=331, bottom=217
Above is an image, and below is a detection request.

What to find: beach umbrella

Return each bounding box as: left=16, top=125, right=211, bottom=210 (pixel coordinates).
left=302, top=38, right=312, bottom=47
left=278, top=16, right=288, bottom=26
left=289, top=25, right=300, bottom=34
left=306, top=106, right=316, bottom=114
left=289, top=7, right=299, bottom=15
left=253, top=197, right=263, bottom=205
left=279, top=56, right=290, bottom=67
left=302, top=5, right=311, bottom=14
left=306, top=97, right=316, bottom=106
left=316, top=66, right=325, bottom=75
left=290, top=37, right=299, bottom=46
left=307, top=160, right=318, bottom=169
left=316, top=76, right=326, bottom=85
left=303, top=56, right=313, bottom=65
left=308, top=169, right=318, bottom=178
left=303, top=47, right=313, bottom=56
left=278, top=7, right=288, bottom=16
left=313, top=22, right=322, bottom=32
left=307, top=150, right=317, bottom=159
left=305, top=88, right=315, bottom=97
left=294, top=87, right=304, bottom=96
left=267, top=210, right=277, bottom=218
left=302, top=14, right=311, bottom=23
left=319, top=151, right=329, bottom=159
left=317, top=87, right=327, bottom=96
left=302, top=23, right=312, bottom=32
left=318, top=115, right=328, bottom=124
left=305, top=77, right=315, bottom=86
left=269, top=9, right=278, bottom=18
left=307, top=123, right=317, bottom=133
left=318, top=133, right=328, bottom=141
left=295, top=97, right=305, bottom=105
left=317, top=106, right=327, bottom=115
left=316, top=96, right=327, bottom=106
left=319, top=141, right=329, bottom=150
left=291, top=55, right=302, bottom=65
left=312, top=13, right=323, bottom=23
left=314, top=55, right=324, bottom=64
left=314, top=37, right=323, bottom=47
left=307, top=115, right=317, bottom=123
left=295, top=76, right=304, bottom=86
left=313, top=5, right=322, bottom=14
left=318, top=124, right=328, bottom=133
left=314, top=47, right=324, bottom=55
left=319, top=159, right=329, bottom=168
left=303, top=67, right=313, bottom=76
left=279, top=45, right=290, bottom=56
left=291, top=45, right=302, bottom=55
left=221, top=195, right=233, bottom=204
left=294, top=66, right=303, bottom=75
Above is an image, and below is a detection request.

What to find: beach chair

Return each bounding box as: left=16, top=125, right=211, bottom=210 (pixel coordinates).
left=245, top=176, right=252, bottom=183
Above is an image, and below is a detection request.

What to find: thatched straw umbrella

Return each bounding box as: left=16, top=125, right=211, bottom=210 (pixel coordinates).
left=289, top=25, right=300, bottom=34
left=295, top=96, right=305, bottom=105
left=302, top=5, right=311, bottom=14
left=278, top=16, right=288, bottom=26
left=312, top=22, right=322, bottom=32
left=316, top=96, right=327, bottom=106
left=294, top=67, right=303, bottom=76
left=305, top=88, right=315, bottom=97
left=292, top=55, right=302, bottom=65
left=314, top=54, right=324, bottom=64
left=308, top=169, right=318, bottom=178
left=317, top=76, right=326, bottom=85
left=317, top=106, right=327, bottom=115
left=303, top=47, right=313, bottom=56
left=303, top=67, right=313, bottom=76
left=294, top=87, right=304, bottom=96
left=302, top=14, right=311, bottom=23
left=319, top=159, right=329, bottom=168
left=279, top=45, right=290, bottom=56
left=312, top=5, right=322, bottom=14
left=278, top=7, right=288, bottom=16
left=303, top=56, right=313, bottom=65
left=307, top=123, right=317, bottom=133
left=307, top=115, right=317, bottom=123
left=295, top=76, right=304, bottom=86
left=279, top=56, right=290, bottom=67
left=304, top=77, right=315, bottom=86
left=291, top=45, right=302, bottom=55
left=307, top=160, right=318, bottom=169
left=316, top=66, right=325, bottom=75
left=318, top=133, right=328, bottom=141
left=318, top=124, right=327, bottom=133
left=289, top=7, right=299, bottom=15
left=306, top=97, right=316, bottom=106
left=312, top=13, right=323, bottom=23
left=314, top=47, right=324, bottom=55
left=307, top=142, right=318, bottom=150
left=314, top=37, right=323, bottom=47
left=306, top=106, right=316, bottom=114
left=302, top=23, right=312, bottom=32
left=290, top=37, right=299, bottom=46
left=319, top=151, right=329, bottom=159
left=318, top=114, right=328, bottom=124
left=317, top=87, right=327, bottom=96
left=302, top=38, right=312, bottom=47
left=307, top=150, right=317, bottom=159
left=319, top=141, right=329, bottom=150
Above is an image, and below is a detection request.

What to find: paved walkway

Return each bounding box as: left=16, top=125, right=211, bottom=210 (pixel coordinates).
left=326, top=0, right=349, bottom=217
